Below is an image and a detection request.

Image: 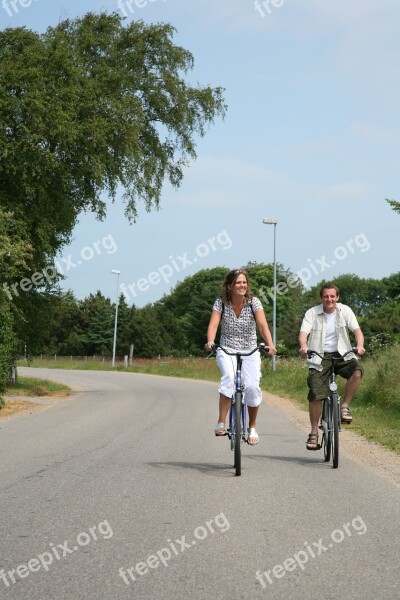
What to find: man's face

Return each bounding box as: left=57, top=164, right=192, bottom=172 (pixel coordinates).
left=321, top=288, right=339, bottom=313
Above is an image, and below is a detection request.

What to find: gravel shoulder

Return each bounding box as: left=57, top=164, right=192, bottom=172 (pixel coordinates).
left=263, top=390, right=400, bottom=488
left=0, top=389, right=75, bottom=420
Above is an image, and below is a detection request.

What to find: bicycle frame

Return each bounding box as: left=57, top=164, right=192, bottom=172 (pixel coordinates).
left=212, top=342, right=267, bottom=476
left=228, top=352, right=246, bottom=444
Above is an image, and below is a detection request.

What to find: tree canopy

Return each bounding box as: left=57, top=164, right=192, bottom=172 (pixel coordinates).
left=0, top=12, right=226, bottom=271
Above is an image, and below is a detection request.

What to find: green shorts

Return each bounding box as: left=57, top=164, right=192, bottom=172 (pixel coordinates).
left=307, top=352, right=364, bottom=401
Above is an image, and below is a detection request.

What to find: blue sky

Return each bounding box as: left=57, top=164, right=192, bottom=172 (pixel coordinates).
left=2, top=0, right=399, bottom=307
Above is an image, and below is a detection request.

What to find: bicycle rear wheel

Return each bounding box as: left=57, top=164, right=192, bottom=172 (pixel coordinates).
left=234, top=391, right=242, bottom=476
left=322, top=399, right=331, bottom=462
left=332, top=393, right=339, bottom=468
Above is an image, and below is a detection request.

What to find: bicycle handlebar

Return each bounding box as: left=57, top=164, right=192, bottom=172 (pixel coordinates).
left=307, top=348, right=358, bottom=360
left=211, top=342, right=269, bottom=357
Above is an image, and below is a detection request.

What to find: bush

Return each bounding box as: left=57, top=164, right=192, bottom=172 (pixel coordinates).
left=360, top=344, right=400, bottom=412
left=0, top=299, right=15, bottom=406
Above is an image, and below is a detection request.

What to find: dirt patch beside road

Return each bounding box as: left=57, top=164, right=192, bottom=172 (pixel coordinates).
left=0, top=389, right=71, bottom=420
left=0, top=398, right=47, bottom=419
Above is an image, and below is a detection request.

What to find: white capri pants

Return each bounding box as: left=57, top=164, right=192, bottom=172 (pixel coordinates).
left=216, top=348, right=262, bottom=407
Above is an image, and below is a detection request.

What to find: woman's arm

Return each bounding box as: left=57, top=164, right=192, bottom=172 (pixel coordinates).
left=204, top=310, right=221, bottom=351
left=254, top=310, right=276, bottom=355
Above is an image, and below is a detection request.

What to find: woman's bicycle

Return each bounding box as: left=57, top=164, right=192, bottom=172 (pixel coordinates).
left=307, top=348, right=358, bottom=469
left=211, top=342, right=268, bottom=476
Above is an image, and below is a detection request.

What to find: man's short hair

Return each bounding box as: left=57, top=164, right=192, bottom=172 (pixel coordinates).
left=320, top=282, right=339, bottom=298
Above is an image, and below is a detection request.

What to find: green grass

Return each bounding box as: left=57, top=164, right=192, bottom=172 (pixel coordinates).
left=349, top=346, right=400, bottom=452
left=264, top=349, right=400, bottom=454
left=18, top=348, right=400, bottom=454
left=20, top=357, right=116, bottom=371
left=6, top=376, right=70, bottom=397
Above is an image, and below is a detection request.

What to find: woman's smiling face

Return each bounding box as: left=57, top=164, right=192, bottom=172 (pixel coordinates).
left=230, top=274, right=248, bottom=298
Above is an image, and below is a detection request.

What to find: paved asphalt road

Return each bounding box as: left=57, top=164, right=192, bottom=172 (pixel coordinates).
left=0, top=368, right=399, bottom=600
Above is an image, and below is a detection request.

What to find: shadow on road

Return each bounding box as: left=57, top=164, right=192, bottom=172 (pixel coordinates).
left=146, top=461, right=238, bottom=477
left=245, top=452, right=333, bottom=469
left=146, top=451, right=331, bottom=477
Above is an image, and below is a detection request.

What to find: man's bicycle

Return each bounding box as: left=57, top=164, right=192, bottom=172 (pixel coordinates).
left=211, top=343, right=268, bottom=476
left=307, top=348, right=358, bottom=469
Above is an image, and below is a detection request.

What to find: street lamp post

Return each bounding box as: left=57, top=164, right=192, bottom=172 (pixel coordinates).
left=111, top=269, right=120, bottom=367
left=262, top=219, right=278, bottom=371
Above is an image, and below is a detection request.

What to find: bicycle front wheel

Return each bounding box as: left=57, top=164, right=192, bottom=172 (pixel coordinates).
left=332, top=393, right=339, bottom=468
left=234, top=391, right=242, bottom=476
left=322, top=399, right=331, bottom=462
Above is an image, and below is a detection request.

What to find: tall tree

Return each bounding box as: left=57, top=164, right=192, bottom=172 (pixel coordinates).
left=0, top=12, right=226, bottom=383
left=0, top=208, right=34, bottom=398
left=162, top=267, right=227, bottom=354
left=79, top=291, right=114, bottom=356
left=0, top=294, right=14, bottom=404
left=0, top=12, right=226, bottom=272
left=114, top=294, right=133, bottom=357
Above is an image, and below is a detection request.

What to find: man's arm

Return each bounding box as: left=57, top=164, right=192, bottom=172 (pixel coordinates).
left=298, top=307, right=314, bottom=355
left=298, top=330, right=308, bottom=356
left=353, top=327, right=365, bottom=355
left=343, top=305, right=365, bottom=355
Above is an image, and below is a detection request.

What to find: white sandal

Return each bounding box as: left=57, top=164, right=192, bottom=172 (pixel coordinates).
left=214, top=422, right=225, bottom=436
left=247, top=428, right=259, bottom=446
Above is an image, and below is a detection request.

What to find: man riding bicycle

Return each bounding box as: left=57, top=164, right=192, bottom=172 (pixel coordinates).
left=298, top=283, right=365, bottom=450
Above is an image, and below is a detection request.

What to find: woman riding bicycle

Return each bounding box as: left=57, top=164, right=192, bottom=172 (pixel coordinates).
left=204, top=269, right=276, bottom=446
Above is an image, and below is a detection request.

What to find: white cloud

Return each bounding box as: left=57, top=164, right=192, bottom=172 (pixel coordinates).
left=288, top=1, right=400, bottom=102
left=351, top=122, right=400, bottom=146
left=167, top=0, right=285, bottom=32
left=296, top=0, right=399, bottom=30
left=168, top=155, right=377, bottom=210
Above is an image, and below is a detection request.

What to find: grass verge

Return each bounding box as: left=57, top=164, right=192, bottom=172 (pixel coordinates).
left=6, top=376, right=70, bottom=397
